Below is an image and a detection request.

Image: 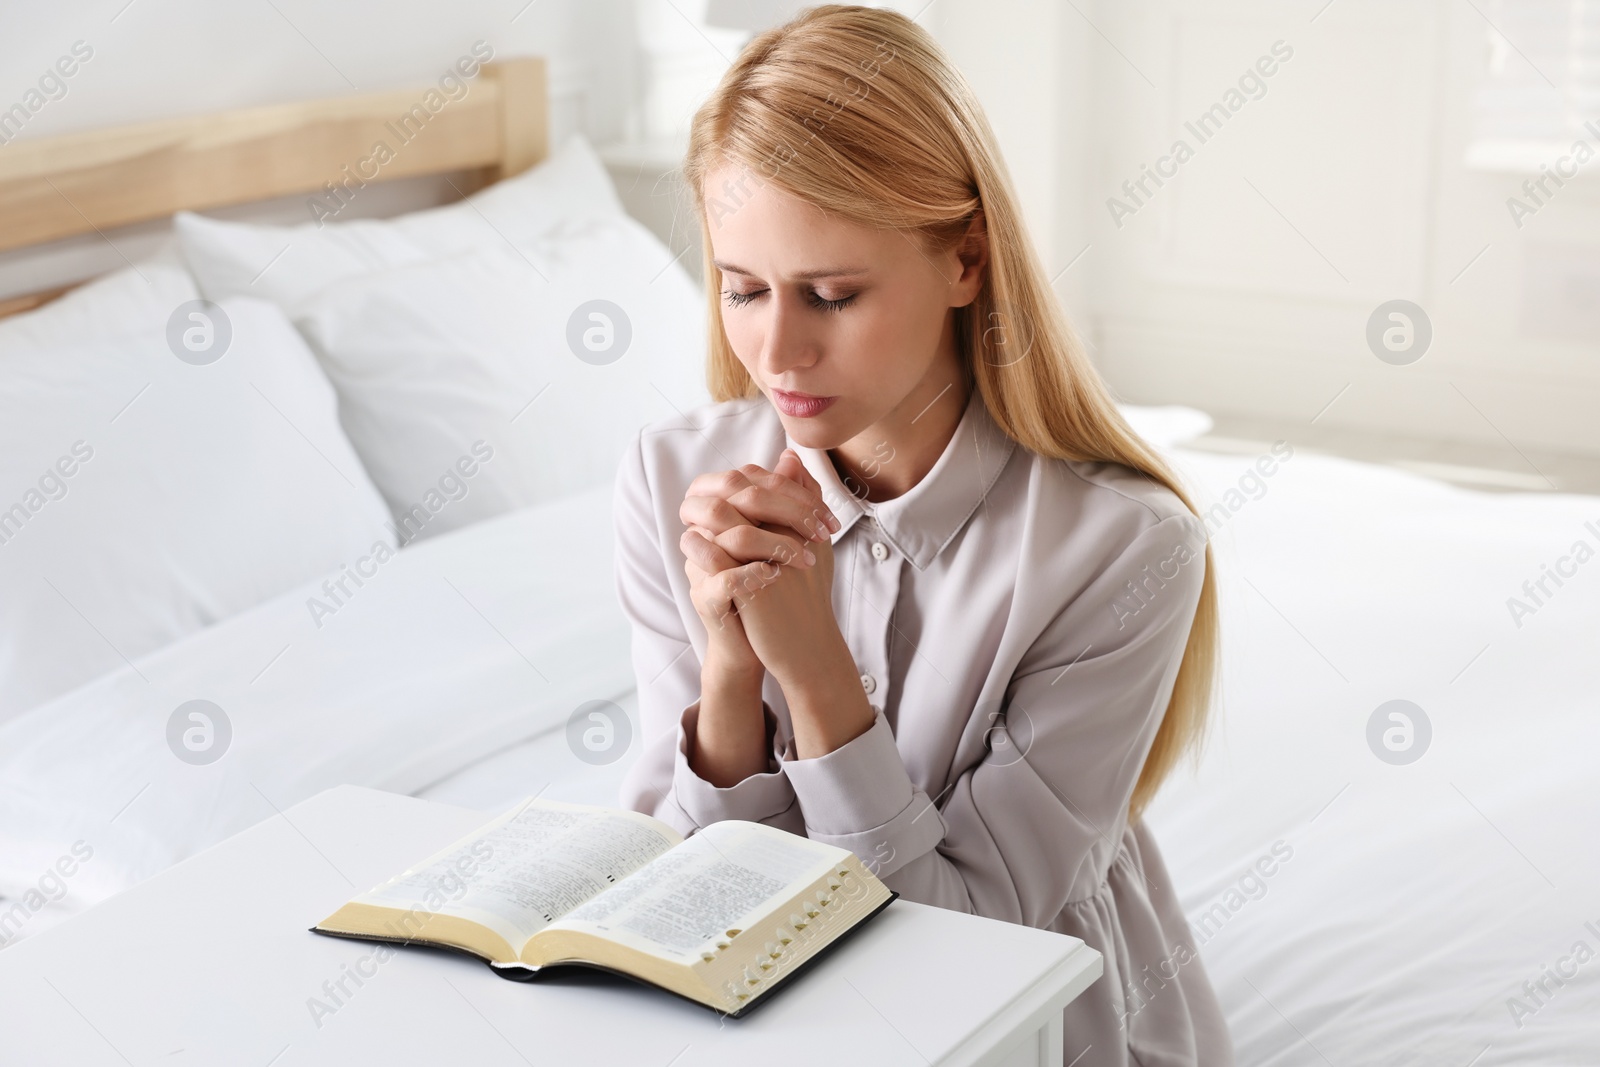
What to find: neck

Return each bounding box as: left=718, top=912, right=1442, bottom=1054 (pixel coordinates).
left=831, top=369, right=971, bottom=503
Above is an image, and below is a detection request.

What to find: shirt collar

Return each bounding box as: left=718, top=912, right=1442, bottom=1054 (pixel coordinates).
left=782, top=387, right=1017, bottom=571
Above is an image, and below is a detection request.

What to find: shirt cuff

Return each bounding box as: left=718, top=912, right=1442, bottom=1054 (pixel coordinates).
left=672, top=698, right=798, bottom=830
left=778, top=704, right=946, bottom=876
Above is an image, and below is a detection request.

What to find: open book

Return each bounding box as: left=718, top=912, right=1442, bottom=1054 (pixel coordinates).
left=311, top=797, right=897, bottom=1017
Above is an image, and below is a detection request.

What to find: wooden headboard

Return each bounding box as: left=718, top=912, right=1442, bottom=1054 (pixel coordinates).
left=0, top=57, right=547, bottom=318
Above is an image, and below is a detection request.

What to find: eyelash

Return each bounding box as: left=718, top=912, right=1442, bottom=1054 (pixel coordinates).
left=722, top=288, right=857, bottom=313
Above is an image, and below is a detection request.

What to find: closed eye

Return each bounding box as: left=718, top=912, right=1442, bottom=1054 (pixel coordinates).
left=810, top=292, right=856, bottom=313
left=722, top=288, right=858, bottom=313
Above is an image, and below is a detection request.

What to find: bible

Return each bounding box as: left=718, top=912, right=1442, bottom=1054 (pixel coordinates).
left=311, top=796, right=897, bottom=1017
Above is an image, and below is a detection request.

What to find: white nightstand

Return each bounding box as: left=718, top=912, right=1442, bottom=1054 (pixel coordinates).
left=0, top=785, right=1102, bottom=1066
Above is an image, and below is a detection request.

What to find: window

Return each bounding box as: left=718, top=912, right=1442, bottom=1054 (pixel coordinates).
left=1466, top=0, right=1600, bottom=171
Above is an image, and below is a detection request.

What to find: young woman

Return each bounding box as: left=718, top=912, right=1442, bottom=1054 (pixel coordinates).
left=613, top=6, right=1230, bottom=1063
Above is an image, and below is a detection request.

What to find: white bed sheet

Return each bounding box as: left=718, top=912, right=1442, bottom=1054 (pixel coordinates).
left=414, top=689, right=642, bottom=814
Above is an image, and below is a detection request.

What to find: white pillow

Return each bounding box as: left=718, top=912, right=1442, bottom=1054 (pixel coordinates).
left=291, top=230, right=709, bottom=539
left=173, top=131, right=709, bottom=536
left=0, top=252, right=393, bottom=722
left=172, top=132, right=628, bottom=315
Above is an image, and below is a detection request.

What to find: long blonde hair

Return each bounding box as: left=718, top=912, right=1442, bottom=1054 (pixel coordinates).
left=682, top=4, right=1219, bottom=819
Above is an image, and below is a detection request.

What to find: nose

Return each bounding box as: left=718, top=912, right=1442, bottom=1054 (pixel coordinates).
left=756, top=292, right=819, bottom=381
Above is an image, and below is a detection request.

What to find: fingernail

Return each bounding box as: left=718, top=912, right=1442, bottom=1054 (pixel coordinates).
left=825, top=513, right=841, bottom=532
left=803, top=547, right=816, bottom=566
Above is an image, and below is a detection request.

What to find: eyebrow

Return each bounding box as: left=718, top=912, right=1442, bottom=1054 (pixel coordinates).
left=712, top=260, right=870, bottom=281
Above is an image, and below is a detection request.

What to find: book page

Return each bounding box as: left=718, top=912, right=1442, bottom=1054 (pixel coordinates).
left=550, top=821, right=844, bottom=962
left=355, top=799, right=681, bottom=949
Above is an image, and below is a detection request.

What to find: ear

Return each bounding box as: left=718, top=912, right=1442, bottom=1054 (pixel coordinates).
left=948, top=210, right=988, bottom=309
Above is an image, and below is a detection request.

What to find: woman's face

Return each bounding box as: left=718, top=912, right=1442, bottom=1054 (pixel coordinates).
left=705, top=162, right=984, bottom=451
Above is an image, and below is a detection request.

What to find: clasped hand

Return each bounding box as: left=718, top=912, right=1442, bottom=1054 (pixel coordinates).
left=679, top=449, right=844, bottom=686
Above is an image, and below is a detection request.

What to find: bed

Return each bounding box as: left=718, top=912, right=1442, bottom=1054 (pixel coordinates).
left=1, top=57, right=1596, bottom=1065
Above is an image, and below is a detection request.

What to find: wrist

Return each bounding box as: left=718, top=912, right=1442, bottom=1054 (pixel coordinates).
left=692, top=654, right=772, bottom=787
left=766, top=629, right=852, bottom=692
left=702, top=648, right=765, bottom=696
left=775, top=636, right=876, bottom=760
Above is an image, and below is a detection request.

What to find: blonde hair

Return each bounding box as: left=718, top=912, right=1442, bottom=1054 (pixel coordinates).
left=682, top=4, right=1219, bottom=819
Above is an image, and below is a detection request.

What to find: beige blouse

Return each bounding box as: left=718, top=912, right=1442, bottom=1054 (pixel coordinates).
left=613, top=386, right=1233, bottom=1066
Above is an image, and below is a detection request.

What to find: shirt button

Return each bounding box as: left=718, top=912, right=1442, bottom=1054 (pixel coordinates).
left=860, top=673, right=877, bottom=694
left=871, top=541, right=889, bottom=561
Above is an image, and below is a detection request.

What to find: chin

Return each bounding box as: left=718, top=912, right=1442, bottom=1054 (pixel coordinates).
left=775, top=409, right=853, bottom=451
left=778, top=419, right=839, bottom=451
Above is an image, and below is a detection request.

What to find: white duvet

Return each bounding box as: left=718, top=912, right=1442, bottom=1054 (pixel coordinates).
left=0, top=483, right=632, bottom=928
left=2, top=410, right=1596, bottom=1064
left=1144, top=441, right=1600, bottom=1065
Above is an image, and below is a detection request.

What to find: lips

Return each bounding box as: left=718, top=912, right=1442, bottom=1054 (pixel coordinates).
left=771, top=388, right=838, bottom=418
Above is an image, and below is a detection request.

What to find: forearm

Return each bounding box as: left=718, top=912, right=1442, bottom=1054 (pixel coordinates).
left=688, top=654, right=774, bottom=787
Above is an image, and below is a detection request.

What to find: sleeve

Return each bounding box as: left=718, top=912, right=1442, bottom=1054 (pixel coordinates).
left=775, top=512, right=1208, bottom=929
left=611, top=429, right=805, bottom=838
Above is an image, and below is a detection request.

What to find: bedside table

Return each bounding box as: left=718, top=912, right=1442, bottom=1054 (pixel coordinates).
left=0, top=785, right=1102, bottom=1066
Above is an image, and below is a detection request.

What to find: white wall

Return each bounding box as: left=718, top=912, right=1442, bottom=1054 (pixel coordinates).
left=924, top=0, right=1096, bottom=315
left=1077, top=0, right=1599, bottom=456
